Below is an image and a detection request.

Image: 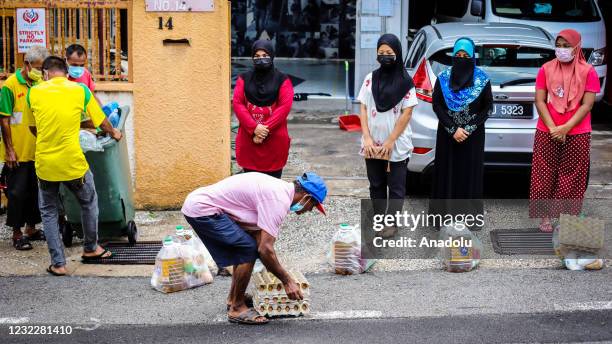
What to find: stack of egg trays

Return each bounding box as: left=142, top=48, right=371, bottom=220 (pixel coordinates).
left=251, top=270, right=310, bottom=317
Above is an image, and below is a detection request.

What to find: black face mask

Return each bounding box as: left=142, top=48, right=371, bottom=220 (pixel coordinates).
left=253, top=57, right=273, bottom=71
left=450, top=56, right=475, bottom=91
left=377, top=55, right=396, bottom=67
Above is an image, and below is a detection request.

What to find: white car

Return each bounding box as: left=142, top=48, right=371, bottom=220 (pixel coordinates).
left=433, top=0, right=607, bottom=102
left=405, top=22, right=556, bottom=187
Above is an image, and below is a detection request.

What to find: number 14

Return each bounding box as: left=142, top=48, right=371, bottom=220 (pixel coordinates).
left=158, top=17, right=173, bottom=30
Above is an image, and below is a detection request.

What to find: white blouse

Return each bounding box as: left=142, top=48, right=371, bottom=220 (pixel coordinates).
left=357, top=72, right=418, bottom=162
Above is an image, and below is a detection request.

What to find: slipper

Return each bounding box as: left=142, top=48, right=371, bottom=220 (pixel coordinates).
left=46, top=265, right=66, bottom=276
left=228, top=308, right=269, bottom=325
left=12, top=237, right=33, bottom=251
left=539, top=222, right=554, bottom=233
left=227, top=293, right=254, bottom=311
left=26, top=230, right=46, bottom=241
left=81, top=248, right=113, bottom=261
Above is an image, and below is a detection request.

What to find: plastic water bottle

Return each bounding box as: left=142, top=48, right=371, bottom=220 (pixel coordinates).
left=102, top=102, right=120, bottom=128
left=174, top=225, right=186, bottom=244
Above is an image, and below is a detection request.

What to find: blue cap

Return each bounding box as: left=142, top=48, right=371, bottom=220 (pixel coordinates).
left=296, top=172, right=327, bottom=214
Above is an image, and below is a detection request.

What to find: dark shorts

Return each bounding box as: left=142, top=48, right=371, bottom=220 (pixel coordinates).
left=185, top=213, right=259, bottom=268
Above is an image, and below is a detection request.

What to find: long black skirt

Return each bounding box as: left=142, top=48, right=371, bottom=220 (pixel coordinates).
left=430, top=124, right=485, bottom=224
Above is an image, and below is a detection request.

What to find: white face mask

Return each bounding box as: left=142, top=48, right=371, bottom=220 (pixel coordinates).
left=555, top=47, right=574, bottom=63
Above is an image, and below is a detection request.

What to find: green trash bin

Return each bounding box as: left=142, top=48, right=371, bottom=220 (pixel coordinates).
left=60, top=106, right=137, bottom=246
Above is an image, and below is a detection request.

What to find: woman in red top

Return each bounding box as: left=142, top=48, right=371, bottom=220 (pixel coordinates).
left=529, top=29, right=601, bottom=232
left=233, top=40, right=294, bottom=178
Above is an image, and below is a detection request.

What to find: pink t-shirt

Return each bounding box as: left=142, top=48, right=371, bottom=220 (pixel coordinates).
left=535, top=66, right=600, bottom=135
left=181, top=173, right=295, bottom=238
left=68, top=68, right=96, bottom=92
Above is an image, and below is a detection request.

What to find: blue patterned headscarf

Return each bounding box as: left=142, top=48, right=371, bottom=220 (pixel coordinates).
left=438, top=67, right=489, bottom=111
left=438, top=38, right=489, bottom=111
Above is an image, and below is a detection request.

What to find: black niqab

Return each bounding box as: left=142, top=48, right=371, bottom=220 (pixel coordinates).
left=450, top=56, right=475, bottom=91
left=241, top=40, right=288, bottom=107
left=371, top=34, right=415, bottom=113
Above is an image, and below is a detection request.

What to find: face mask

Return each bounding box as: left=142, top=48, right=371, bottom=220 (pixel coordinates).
left=555, top=47, right=574, bottom=63
left=290, top=196, right=310, bottom=213
left=68, top=65, right=85, bottom=79
left=253, top=57, right=273, bottom=70
left=377, top=55, right=396, bottom=66
left=27, top=67, right=42, bottom=82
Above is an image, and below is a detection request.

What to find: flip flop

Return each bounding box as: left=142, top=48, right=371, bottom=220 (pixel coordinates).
left=12, top=237, right=33, bottom=251
left=228, top=308, right=269, bottom=325
left=227, top=293, right=254, bottom=311
left=46, top=265, right=66, bottom=276
left=81, top=248, right=113, bottom=261
left=26, top=230, right=46, bottom=241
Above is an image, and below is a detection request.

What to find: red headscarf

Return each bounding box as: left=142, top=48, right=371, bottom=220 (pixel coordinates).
left=542, top=29, right=592, bottom=114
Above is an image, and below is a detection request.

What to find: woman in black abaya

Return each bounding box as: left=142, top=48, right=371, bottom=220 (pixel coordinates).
left=430, top=38, right=492, bottom=227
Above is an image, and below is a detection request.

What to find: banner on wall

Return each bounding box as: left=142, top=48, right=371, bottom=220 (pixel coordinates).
left=16, top=8, right=46, bottom=54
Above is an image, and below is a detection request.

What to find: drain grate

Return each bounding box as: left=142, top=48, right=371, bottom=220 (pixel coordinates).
left=81, top=241, right=162, bottom=265
left=490, top=229, right=555, bottom=255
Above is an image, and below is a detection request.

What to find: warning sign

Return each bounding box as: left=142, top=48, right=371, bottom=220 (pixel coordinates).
left=17, top=8, right=46, bottom=54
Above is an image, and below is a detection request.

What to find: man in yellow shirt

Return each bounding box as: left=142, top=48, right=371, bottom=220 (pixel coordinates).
left=25, top=56, right=122, bottom=276
left=0, top=46, right=48, bottom=251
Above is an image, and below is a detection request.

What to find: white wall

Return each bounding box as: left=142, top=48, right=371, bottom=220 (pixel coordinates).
left=96, top=91, right=135, bottom=184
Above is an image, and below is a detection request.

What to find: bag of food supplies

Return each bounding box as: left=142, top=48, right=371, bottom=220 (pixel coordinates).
left=438, top=222, right=482, bottom=273
left=327, top=224, right=375, bottom=275
left=552, top=224, right=604, bottom=271
left=151, top=231, right=213, bottom=293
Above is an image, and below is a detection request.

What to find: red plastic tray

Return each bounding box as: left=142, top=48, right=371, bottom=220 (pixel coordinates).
left=338, top=114, right=361, bottom=132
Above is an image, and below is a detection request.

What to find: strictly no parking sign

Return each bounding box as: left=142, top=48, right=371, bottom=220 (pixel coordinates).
left=16, top=8, right=46, bottom=53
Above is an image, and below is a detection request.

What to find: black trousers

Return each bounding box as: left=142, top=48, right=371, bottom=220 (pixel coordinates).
left=242, top=168, right=283, bottom=179
left=365, top=158, right=408, bottom=219
left=4, top=161, right=41, bottom=228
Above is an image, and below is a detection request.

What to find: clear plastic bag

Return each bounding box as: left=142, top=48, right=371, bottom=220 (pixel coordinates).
left=552, top=226, right=604, bottom=271
left=151, top=233, right=213, bottom=293
left=328, top=224, right=375, bottom=275
left=79, top=130, right=104, bottom=153
left=439, top=223, right=482, bottom=273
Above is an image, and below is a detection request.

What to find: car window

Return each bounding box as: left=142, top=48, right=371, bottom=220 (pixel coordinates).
left=429, top=45, right=555, bottom=85
left=435, top=0, right=469, bottom=18
left=408, top=34, right=426, bottom=69
left=492, top=0, right=600, bottom=22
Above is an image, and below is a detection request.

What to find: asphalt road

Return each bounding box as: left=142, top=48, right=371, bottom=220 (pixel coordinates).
left=1, top=270, right=611, bottom=343
left=2, top=311, right=611, bottom=344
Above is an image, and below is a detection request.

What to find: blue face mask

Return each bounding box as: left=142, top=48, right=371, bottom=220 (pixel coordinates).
left=290, top=196, right=310, bottom=213
left=68, top=65, right=85, bottom=79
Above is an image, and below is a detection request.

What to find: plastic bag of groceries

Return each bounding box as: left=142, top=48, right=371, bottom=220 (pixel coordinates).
left=151, top=233, right=213, bottom=293
left=79, top=130, right=104, bottom=153
left=181, top=229, right=214, bottom=288
left=327, top=224, right=375, bottom=275
left=438, top=222, right=482, bottom=273
left=552, top=225, right=604, bottom=271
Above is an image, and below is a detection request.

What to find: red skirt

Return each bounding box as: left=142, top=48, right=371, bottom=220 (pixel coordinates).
left=529, top=130, right=591, bottom=218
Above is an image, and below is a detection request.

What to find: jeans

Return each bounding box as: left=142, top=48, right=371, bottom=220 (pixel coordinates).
left=4, top=162, right=41, bottom=229
left=365, top=158, right=408, bottom=222
left=39, top=170, right=99, bottom=267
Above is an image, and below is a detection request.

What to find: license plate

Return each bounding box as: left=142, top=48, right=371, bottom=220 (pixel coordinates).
left=490, top=103, right=533, bottom=119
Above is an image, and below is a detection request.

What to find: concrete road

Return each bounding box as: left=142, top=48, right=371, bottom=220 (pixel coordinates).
left=1, top=270, right=611, bottom=343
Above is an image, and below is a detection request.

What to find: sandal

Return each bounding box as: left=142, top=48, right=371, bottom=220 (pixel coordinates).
left=539, top=220, right=554, bottom=233
left=227, top=293, right=254, bottom=311
left=26, top=230, right=46, bottom=241
left=81, top=248, right=113, bottom=261
left=13, top=237, right=33, bottom=251
left=228, top=308, right=269, bottom=325
left=46, top=265, right=66, bottom=276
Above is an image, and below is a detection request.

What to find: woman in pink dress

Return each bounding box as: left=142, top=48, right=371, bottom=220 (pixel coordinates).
left=529, top=29, right=601, bottom=232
